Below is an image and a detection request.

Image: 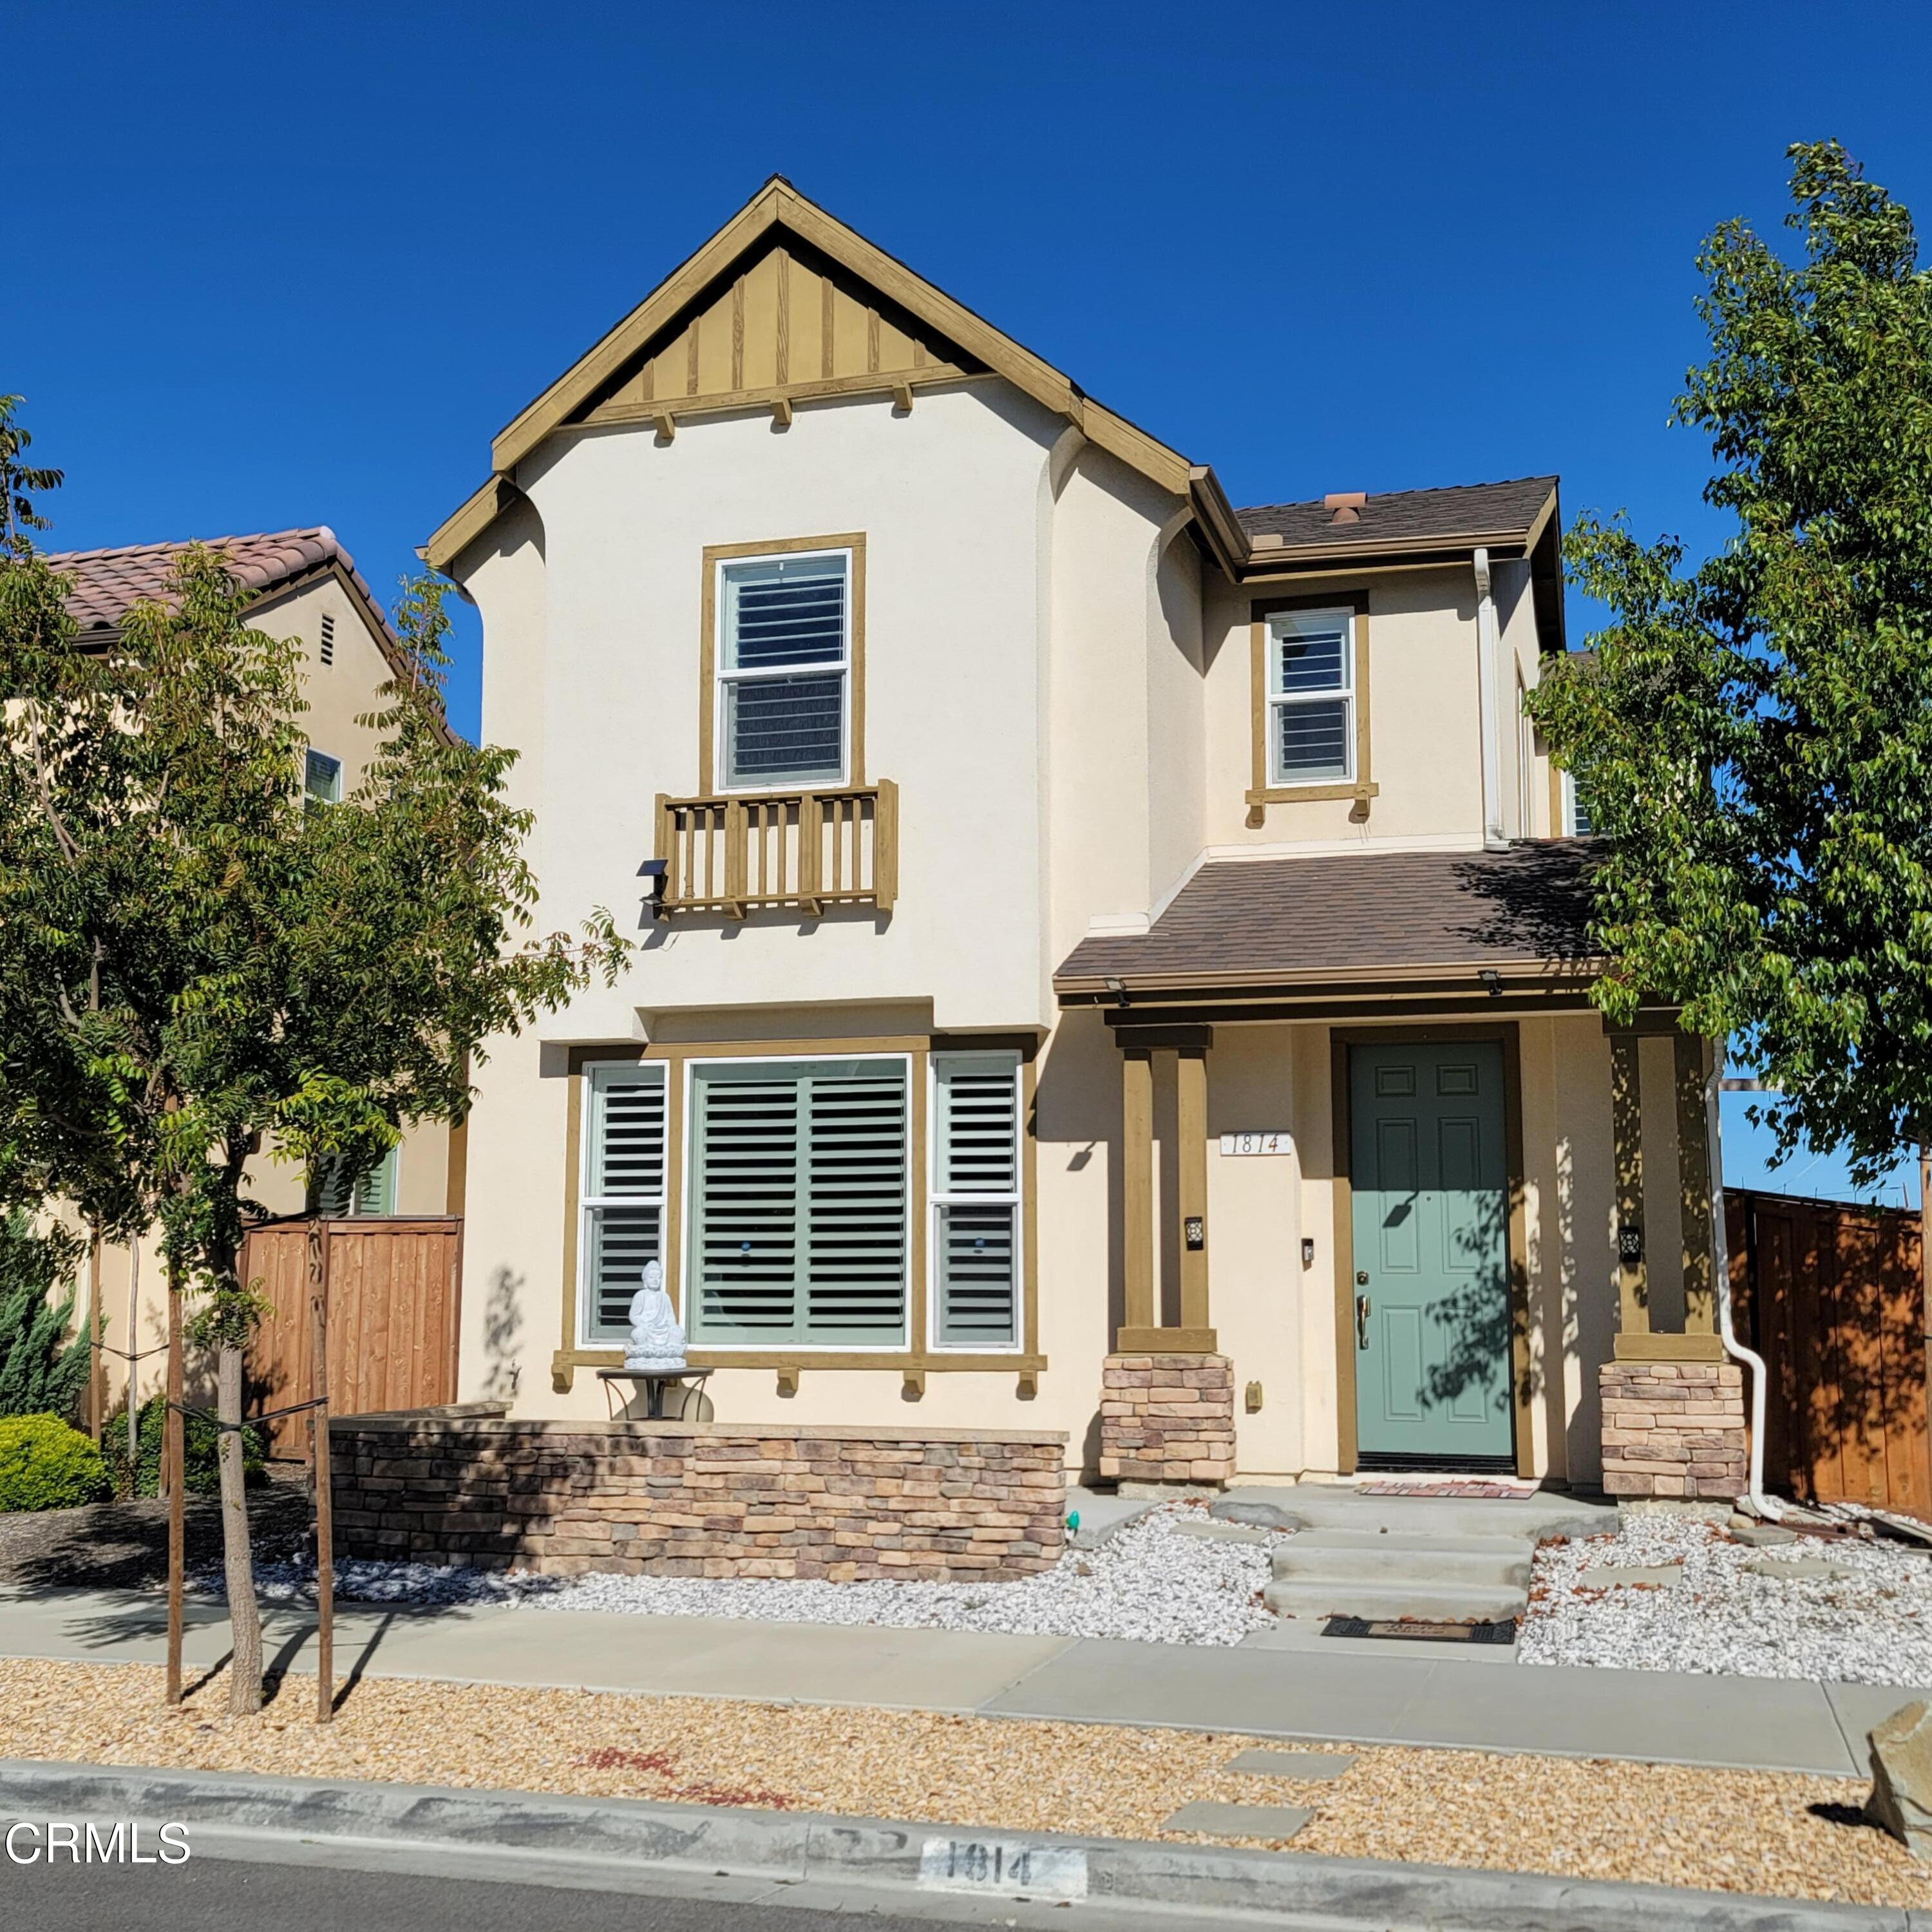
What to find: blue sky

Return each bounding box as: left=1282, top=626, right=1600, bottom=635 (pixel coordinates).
left=13, top=1, right=1931, bottom=1204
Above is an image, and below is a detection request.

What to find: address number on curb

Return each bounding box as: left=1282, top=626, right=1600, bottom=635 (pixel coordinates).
left=918, top=1836, right=1090, bottom=1900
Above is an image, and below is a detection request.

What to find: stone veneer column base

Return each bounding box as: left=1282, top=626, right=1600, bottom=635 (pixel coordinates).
left=1098, top=1353, right=1236, bottom=1487
left=1599, top=1358, right=1747, bottom=1501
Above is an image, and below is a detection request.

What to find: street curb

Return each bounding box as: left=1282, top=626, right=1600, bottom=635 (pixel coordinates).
left=0, top=1758, right=1920, bottom=1931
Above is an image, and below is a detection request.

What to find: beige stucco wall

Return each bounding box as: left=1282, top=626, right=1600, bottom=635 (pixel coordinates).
left=1200, top=565, right=1490, bottom=858
left=438, top=372, right=1639, bottom=1483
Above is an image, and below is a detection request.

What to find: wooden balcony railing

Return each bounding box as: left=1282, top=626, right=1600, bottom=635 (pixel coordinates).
left=654, top=782, right=898, bottom=918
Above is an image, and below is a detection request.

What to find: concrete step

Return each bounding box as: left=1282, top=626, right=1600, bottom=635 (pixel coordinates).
left=1262, top=1575, right=1530, bottom=1623
left=1215, top=1484, right=1613, bottom=1542
left=1271, top=1529, right=1533, bottom=1589
left=1264, top=1527, right=1533, bottom=1624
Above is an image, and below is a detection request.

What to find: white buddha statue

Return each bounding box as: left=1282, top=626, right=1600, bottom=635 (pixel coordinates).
left=624, top=1260, right=688, bottom=1372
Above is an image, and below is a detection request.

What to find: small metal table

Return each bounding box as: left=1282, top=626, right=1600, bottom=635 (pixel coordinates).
left=597, top=1366, right=714, bottom=1419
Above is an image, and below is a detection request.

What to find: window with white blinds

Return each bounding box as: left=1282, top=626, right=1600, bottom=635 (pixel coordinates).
left=687, top=1056, right=907, bottom=1347
left=1267, top=608, right=1354, bottom=783
left=578, top=1063, right=668, bottom=1343
left=931, top=1053, right=1023, bottom=1349
left=716, top=551, right=849, bottom=790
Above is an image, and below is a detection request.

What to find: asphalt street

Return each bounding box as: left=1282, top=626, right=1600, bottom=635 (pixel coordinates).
left=0, top=1855, right=967, bottom=1932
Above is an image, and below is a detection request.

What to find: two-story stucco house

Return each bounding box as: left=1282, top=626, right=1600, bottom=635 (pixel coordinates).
left=424, top=180, right=1740, bottom=1500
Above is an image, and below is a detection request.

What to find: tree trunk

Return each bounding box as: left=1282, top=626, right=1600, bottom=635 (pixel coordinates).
left=217, top=1343, right=264, bottom=1714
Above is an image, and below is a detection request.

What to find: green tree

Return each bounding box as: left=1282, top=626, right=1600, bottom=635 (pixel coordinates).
left=1530, top=140, right=1932, bottom=1231
left=0, top=437, right=629, bottom=1712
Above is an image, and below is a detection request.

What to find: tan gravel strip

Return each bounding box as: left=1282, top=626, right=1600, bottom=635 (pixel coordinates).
left=0, top=1658, right=1923, bottom=1909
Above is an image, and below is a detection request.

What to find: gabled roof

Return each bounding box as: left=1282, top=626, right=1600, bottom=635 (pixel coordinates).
left=50, top=527, right=379, bottom=636
left=423, top=178, right=1565, bottom=613
left=1054, top=844, right=1601, bottom=999
left=45, top=527, right=455, bottom=741
left=1238, top=477, right=1558, bottom=556
left=426, top=176, right=1196, bottom=572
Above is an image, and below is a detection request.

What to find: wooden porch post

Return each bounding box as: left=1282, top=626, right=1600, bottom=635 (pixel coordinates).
left=1177, top=1044, right=1212, bottom=1338
left=1609, top=1030, right=1648, bottom=1336
left=1675, top=1032, right=1716, bottom=1333
left=1121, top=1046, right=1154, bottom=1337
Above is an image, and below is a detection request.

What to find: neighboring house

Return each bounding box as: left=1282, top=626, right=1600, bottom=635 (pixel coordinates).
left=46, top=528, right=465, bottom=1410
left=424, top=180, right=1726, bottom=1493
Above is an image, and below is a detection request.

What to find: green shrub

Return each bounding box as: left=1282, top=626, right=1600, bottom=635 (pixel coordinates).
left=0, top=1214, right=90, bottom=1423
left=103, top=1394, right=265, bottom=1499
left=0, top=1413, right=111, bottom=1512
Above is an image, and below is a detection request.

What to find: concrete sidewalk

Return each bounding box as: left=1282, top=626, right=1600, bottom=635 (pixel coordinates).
left=0, top=1583, right=1914, bottom=1779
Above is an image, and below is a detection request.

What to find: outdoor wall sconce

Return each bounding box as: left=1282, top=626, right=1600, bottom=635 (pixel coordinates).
left=1184, top=1217, right=1205, bottom=1251
left=638, top=857, right=667, bottom=922
left=1301, top=1236, right=1315, bottom=1267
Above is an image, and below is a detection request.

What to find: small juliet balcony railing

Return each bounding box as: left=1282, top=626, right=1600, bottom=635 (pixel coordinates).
left=653, top=782, right=898, bottom=918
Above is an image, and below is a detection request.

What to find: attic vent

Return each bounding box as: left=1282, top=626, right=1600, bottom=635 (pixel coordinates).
left=319, top=612, right=336, bottom=666
left=1324, top=493, right=1366, bottom=525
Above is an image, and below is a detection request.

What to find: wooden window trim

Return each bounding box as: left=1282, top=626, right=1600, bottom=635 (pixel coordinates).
left=1245, top=589, right=1378, bottom=817
left=553, top=1030, right=1041, bottom=1391
left=699, top=533, right=867, bottom=795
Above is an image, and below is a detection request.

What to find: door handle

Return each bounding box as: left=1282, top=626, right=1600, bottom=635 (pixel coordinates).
left=1356, top=1293, right=1371, bottom=1349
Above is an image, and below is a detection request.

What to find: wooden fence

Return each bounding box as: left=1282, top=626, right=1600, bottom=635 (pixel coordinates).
left=241, top=1217, right=462, bottom=1454
left=1727, top=1189, right=1930, bottom=1513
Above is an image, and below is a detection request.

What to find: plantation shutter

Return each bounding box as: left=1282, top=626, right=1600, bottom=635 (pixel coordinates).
left=317, top=1146, right=397, bottom=1218
left=581, top=1064, right=668, bottom=1341
left=932, top=1056, right=1022, bottom=1347
left=690, top=1057, right=907, bottom=1346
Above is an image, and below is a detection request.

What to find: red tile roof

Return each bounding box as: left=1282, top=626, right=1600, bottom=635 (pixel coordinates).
left=44, top=527, right=379, bottom=637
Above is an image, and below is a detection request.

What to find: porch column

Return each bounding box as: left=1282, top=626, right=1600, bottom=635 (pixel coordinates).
left=1177, top=1043, right=1212, bottom=1339
left=1121, top=1045, right=1155, bottom=1334
left=1674, top=1032, right=1716, bottom=1333
left=1609, top=1029, right=1648, bottom=1336
left=1101, top=1021, right=1233, bottom=1490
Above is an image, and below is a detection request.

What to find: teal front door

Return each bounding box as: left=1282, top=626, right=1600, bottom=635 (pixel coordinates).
left=1349, top=1040, right=1513, bottom=1464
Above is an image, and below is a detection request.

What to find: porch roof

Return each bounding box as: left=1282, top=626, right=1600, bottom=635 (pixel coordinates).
left=1054, top=842, right=1603, bottom=1001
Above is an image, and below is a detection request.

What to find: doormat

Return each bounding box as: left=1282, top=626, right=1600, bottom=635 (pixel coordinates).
left=1356, top=1479, right=1540, bottom=1499
left=1323, top=1616, right=1517, bottom=1645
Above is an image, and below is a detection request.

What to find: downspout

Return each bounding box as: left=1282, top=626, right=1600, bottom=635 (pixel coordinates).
left=1705, top=1048, right=1773, bottom=1515
left=1473, top=547, right=1507, bottom=850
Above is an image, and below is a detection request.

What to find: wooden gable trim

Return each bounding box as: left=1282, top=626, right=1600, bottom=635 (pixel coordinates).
left=430, top=180, right=1200, bottom=576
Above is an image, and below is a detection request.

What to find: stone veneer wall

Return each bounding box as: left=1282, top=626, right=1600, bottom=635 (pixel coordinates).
left=1097, top=1354, right=1236, bottom=1487
left=328, top=1414, right=1068, bottom=1580
left=1599, top=1359, right=1748, bottom=1500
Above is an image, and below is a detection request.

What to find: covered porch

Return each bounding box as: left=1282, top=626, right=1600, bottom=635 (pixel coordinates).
left=1054, top=844, right=1739, bottom=1495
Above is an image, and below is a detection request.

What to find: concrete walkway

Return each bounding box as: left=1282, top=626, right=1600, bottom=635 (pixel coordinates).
left=0, top=1582, right=1915, bottom=1779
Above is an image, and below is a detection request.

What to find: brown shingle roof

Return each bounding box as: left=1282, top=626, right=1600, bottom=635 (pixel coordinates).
left=46, top=527, right=377, bottom=637
left=1236, top=476, right=1558, bottom=553
left=1054, top=843, right=1600, bottom=992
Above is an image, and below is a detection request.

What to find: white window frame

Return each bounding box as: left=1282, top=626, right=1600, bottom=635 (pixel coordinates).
left=304, top=748, right=343, bottom=804
left=712, top=547, right=853, bottom=796
left=1265, top=606, right=1355, bottom=786
left=576, top=1060, right=669, bottom=1348
left=927, top=1051, right=1024, bottom=1354
left=1562, top=766, right=1592, bottom=837
left=681, top=1050, right=911, bottom=1352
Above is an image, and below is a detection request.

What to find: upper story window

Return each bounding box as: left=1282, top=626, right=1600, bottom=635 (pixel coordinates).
left=1246, top=591, right=1373, bottom=822
left=1267, top=607, right=1355, bottom=784
left=1563, top=767, right=1595, bottom=836
left=715, top=549, right=851, bottom=791
left=304, top=749, right=343, bottom=805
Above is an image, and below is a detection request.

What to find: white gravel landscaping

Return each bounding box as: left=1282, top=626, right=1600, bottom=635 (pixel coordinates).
left=220, top=1501, right=1285, bottom=1647
left=1519, top=1514, right=1932, bottom=1686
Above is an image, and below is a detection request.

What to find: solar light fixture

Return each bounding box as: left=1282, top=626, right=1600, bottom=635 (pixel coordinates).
left=1479, top=969, right=1504, bottom=997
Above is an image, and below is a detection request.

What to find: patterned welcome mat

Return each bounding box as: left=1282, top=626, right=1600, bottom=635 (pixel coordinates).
left=1355, top=1477, right=1541, bottom=1499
